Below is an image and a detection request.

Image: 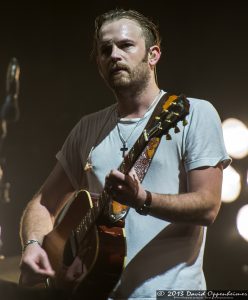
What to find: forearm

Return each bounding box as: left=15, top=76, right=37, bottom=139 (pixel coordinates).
left=138, top=165, right=222, bottom=225
left=106, top=175, right=220, bottom=226
left=20, top=193, right=54, bottom=247
left=106, top=165, right=222, bottom=226
left=147, top=190, right=221, bottom=226
left=20, top=163, right=76, bottom=247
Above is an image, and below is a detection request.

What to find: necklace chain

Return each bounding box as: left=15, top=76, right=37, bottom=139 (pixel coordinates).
left=117, top=119, right=142, bottom=157
left=117, top=90, right=162, bottom=157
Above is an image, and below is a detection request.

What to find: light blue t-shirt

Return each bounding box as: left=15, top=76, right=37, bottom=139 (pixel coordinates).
left=56, top=92, right=230, bottom=299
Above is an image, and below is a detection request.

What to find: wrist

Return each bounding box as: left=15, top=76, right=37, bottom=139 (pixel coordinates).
left=135, top=190, right=152, bottom=216
left=22, top=239, right=41, bottom=252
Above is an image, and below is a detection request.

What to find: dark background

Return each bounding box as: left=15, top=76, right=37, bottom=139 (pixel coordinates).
left=0, top=0, right=247, bottom=289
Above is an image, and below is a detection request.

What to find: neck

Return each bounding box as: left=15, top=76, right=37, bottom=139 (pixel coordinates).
left=114, top=83, right=161, bottom=119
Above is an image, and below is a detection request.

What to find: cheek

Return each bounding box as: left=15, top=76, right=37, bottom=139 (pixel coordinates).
left=97, top=61, right=107, bottom=78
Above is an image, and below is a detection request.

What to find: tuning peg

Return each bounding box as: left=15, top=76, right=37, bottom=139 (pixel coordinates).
left=166, top=133, right=172, bottom=140
left=143, top=129, right=149, bottom=141
left=174, top=126, right=180, bottom=133
left=182, top=119, right=188, bottom=126
left=155, top=116, right=161, bottom=120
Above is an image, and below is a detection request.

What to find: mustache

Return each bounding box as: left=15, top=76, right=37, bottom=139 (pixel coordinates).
left=109, top=63, right=130, bottom=74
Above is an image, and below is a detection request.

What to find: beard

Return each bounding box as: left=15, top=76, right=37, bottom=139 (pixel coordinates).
left=107, top=53, right=150, bottom=93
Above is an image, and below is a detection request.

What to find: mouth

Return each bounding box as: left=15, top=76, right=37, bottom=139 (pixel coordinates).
left=109, top=66, right=129, bottom=76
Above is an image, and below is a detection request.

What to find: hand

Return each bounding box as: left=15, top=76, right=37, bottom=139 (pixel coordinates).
left=19, top=243, right=55, bottom=286
left=105, top=169, right=147, bottom=208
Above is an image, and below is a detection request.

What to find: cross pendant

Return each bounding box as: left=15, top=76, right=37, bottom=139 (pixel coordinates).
left=120, top=142, right=128, bottom=157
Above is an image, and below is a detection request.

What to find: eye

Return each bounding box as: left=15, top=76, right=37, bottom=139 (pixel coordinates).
left=120, top=42, right=133, bottom=49
left=99, top=44, right=113, bottom=56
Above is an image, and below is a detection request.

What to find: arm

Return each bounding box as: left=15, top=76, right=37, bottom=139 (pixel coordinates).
left=19, top=162, right=75, bottom=285
left=148, top=164, right=223, bottom=225
left=105, top=163, right=223, bottom=226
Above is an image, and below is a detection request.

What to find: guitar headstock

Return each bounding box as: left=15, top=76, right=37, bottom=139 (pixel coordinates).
left=145, top=94, right=190, bottom=140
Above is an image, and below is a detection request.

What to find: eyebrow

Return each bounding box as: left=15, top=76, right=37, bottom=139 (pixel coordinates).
left=99, top=38, right=135, bottom=46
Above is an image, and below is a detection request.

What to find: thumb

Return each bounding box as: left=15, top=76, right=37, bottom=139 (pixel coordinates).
left=33, top=252, right=55, bottom=276
left=129, top=168, right=140, bottom=182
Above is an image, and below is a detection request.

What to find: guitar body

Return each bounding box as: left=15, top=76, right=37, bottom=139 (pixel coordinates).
left=42, top=190, right=126, bottom=299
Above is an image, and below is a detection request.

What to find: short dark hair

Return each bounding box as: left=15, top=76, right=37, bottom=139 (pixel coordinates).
left=92, top=8, right=161, bottom=58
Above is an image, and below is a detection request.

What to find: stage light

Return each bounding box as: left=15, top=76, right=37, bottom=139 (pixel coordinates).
left=222, top=118, right=248, bottom=159
left=236, top=205, right=248, bottom=242
left=221, top=165, right=241, bottom=202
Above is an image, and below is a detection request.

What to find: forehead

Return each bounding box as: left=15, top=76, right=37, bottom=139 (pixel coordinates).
left=98, top=18, right=144, bottom=43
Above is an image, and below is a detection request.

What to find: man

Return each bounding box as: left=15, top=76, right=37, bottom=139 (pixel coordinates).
left=19, top=9, right=230, bottom=299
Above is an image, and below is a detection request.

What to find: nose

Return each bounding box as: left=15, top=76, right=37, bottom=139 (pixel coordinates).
left=110, top=44, right=121, bottom=61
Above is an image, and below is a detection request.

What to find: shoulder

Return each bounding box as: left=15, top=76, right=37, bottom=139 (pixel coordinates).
left=180, top=95, right=224, bottom=139
left=187, top=96, right=216, bottom=110
left=185, top=96, right=221, bottom=120
left=65, top=104, right=117, bottom=147
left=82, top=104, right=117, bottom=123
left=164, top=91, right=218, bottom=116
left=75, top=104, right=117, bottom=131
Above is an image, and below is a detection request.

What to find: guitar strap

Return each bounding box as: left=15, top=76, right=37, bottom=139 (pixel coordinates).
left=132, top=92, right=173, bottom=182
left=128, top=93, right=170, bottom=179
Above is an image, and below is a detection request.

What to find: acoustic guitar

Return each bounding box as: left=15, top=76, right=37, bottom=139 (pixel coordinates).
left=40, top=94, right=190, bottom=299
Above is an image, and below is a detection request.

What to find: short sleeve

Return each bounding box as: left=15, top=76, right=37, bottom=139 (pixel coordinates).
left=56, top=120, right=85, bottom=190
left=55, top=104, right=117, bottom=191
left=183, top=99, right=231, bottom=172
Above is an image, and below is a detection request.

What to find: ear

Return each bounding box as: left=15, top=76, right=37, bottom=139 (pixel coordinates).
left=148, top=45, right=161, bottom=67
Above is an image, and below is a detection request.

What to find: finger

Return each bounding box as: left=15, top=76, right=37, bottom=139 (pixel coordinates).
left=104, top=177, right=113, bottom=193
left=39, top=253, right=55, bottom=276
left=106, top=175, right=125, bottom=190
left=117, top=184, right=124, bottom=190
left=26, top=253, right=54, bottom=277
left=129, top=168, right=139, bottom=182
left=109, top=169, right=125, bottom=181
left=129, top=168, right=136, bottom=176
left=26, top=259, right=50, bottom=276
left=105, top=172, right=117, bottom=187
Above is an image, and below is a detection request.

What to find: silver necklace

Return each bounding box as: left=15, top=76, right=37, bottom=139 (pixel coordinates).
left=117, top=119, right=142, bottom=157
left=117, top=90, right=162, bottom=157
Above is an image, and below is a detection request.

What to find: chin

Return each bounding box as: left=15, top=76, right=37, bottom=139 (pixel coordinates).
left=109, top=78, right=130, bottom=89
